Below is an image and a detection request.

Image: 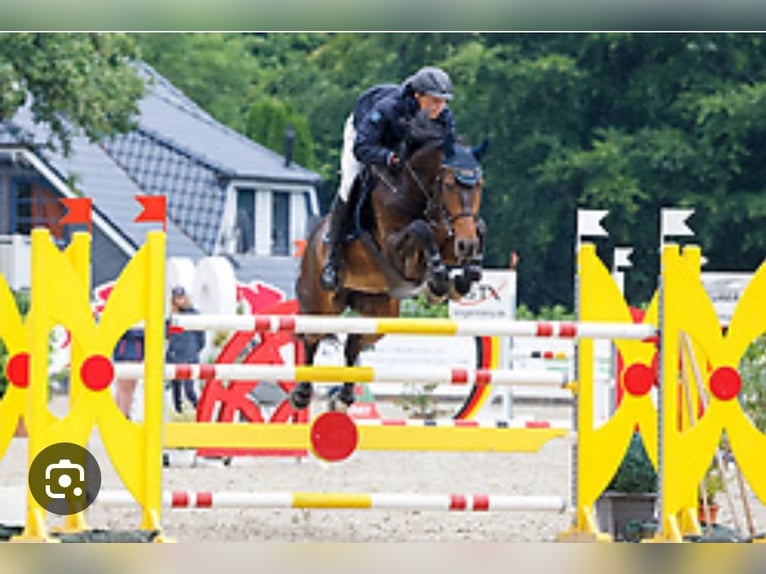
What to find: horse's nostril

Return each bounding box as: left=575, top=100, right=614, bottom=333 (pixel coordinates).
left=456, top=238, right=478, bottom=258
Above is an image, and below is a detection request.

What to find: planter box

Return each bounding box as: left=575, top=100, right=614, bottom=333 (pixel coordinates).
left=595, top=491, right=657, bottom=541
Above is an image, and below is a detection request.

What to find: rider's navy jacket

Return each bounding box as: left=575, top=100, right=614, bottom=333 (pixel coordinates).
left=352, top=83, right=455, bottom=166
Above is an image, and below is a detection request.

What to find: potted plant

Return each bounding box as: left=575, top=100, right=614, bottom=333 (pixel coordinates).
left=698, top=466, right=724, bottom=525
left=395, top=383, right=442, bottom=419
left=595, top=431, right=658, bottom=541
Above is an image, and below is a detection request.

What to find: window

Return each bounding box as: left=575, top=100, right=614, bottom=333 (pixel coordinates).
left=271, top=191, right=290, bottom=256
left=232, top=187, right=301, bottom=257
left=235, top=188, right=255, bottom=254
left=9, top=178, right=66, bottom=240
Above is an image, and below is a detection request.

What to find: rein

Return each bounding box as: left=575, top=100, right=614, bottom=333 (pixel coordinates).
left=373, top=159, right=480, bottom=239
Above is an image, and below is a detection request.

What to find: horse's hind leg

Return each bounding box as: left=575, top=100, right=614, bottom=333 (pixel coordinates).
left=289, top=336, right=320, bottom=410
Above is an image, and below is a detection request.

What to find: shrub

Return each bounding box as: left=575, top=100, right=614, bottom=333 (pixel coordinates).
left=607, top=431, right=657, bottom=493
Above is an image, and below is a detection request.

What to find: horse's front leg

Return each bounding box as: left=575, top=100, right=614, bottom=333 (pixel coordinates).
left=329, top=333, right=365, bottom=411
left=289, top=335, right=320, bottom=411
left=450, top=217, right=485, bottom=297
left=388, top=220, right=449, bottom=297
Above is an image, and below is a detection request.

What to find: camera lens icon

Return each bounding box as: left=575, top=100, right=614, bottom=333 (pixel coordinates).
left=45, top=459, right=86, bottom=499
left=29, top=443, right=101, bottom=515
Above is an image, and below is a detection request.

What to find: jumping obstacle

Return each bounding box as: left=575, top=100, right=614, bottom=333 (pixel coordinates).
left=171, top=313, right=655, bottom=340
left=6, top=218, right=766, bottom=543
left=96, top=490, right=568, bottom=512
left=113, top=363, right=570, bottom=388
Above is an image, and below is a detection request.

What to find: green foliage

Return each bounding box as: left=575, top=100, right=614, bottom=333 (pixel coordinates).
left=135, top=33, right=260, bottom=133
left=0, top=291, right=30, bottom=399
left=245, top=97, right=316, bottom=169
left=740, top=335, right=766, bottom=432
left=393, top=383, right=443, bottom=419
left=135, top=33, right=766, bottom=310
left=399, top=293, right=449, bottom=318
left=701, top=466, right=725, bottom=504
left=515, top=303, right=573, bottom=320
left=607, top=432, right=657, bottom=493
left=0, top=33, right=144, bottom=153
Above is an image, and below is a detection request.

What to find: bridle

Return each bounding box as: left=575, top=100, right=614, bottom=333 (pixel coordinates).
left=372, top=152, right=482, bottom=240
left=405, top=162, right=480, bottom=239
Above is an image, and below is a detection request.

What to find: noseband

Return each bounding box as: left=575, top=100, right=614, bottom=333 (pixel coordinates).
left=413, top=164, right=480, bottom=239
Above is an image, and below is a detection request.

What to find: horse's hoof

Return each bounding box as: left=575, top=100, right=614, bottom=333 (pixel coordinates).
left=338, top=386, right=356, bottom=407
left=431, top=264, right=448, bottom=284
left=453, top=273, right=472, bottom=296
left=427, top=277, right=450, bottom=298
left=289, top=383, right=313, bottom=411
left=466, top=264, right=482, bottom=283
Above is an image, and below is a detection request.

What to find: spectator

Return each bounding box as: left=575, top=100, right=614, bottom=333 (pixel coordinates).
left=112, top=326, right=144, bottom=419
left=166, top=285, right=205, bottom=415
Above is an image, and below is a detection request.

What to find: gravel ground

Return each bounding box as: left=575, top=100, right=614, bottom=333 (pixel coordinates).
left=1, top=396, right=764, bottom=543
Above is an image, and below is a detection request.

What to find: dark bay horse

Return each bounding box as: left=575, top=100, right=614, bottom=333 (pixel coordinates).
left=290, top=124, right=488, bottom=411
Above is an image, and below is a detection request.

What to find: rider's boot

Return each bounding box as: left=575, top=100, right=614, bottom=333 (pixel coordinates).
left=320, top=197, right=350, bottom=291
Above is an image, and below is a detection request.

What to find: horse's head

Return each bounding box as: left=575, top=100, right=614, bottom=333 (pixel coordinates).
left=439, top=139, right=488, bottom=263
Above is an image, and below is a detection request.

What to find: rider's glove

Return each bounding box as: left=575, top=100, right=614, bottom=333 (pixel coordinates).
left=387, top=152, right=400, bottom=170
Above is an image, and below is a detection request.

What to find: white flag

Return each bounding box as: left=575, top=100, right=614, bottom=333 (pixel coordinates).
left=577, top=209, right=608, bottom=238
left=661, top=208, right=695, bottom=238
left=613, top=247, right=633, bottom=270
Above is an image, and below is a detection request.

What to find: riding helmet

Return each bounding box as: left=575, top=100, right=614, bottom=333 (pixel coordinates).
left=406, top=66, right=453, bottom=100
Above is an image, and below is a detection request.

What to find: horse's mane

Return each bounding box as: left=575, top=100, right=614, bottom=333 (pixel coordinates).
left=402, top=111, right=447, bottom=163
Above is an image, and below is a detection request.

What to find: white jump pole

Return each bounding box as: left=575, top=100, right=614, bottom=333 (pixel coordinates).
left=170, top=314, right=655, bottom=340
left=96, top=490, right=568, bottom=513
left=113, top=363, right=570, bottom=387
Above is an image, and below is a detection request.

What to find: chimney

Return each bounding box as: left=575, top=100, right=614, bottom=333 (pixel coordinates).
left=284, top=123, right=295, bottom=167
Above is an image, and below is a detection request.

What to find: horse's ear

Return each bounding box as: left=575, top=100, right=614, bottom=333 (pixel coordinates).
left=471, top=139, right=489, bottom=161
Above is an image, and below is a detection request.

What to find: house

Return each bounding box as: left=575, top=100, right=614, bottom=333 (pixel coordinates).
left=0, top=62, right=322, bottom=298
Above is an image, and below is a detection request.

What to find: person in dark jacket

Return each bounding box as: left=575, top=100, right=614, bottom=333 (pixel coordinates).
left=113, top=326, right=144, bottom=419
left=320, top=66, right=457, bottom=290
left=166, top=285, right=205, bottom=414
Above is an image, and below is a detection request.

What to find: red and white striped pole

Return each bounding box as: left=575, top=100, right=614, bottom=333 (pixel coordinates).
left=113, top=363, right=569, bottom=387
left=170, top=314, right=655, bottom=340
left=97, top=490, right=568, bottom=513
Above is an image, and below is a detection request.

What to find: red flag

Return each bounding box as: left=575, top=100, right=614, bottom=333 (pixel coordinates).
left=59, top=197, right=92, bottom=228
left=134, top=195, right=167, bottom=231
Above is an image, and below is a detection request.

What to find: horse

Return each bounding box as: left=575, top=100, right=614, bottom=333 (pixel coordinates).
left=290, top=117, right=488, bottom=411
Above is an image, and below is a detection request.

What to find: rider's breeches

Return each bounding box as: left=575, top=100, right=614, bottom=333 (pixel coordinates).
left=338, top=114, right=363, bottom=202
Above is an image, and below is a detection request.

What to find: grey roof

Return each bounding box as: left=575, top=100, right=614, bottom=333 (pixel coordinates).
left=0, top=62, right=322, bottom=297
left=102, top=129, right=225, bottom=254
left=135, top=63, right=321, bottom=184
left=3, top=106, right=204, bottom=261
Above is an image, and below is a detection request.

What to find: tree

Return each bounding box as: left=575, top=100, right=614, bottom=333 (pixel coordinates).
left=0, top=33, right=145, bottom=153
left=136, top=33, right=263, bottom=133
left=245, top=96, right=316, bottom=170
left=136, top=33, right=766, bottom=311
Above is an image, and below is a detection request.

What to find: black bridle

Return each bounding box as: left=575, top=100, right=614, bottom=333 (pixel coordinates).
left=405, top=162, right=480, bottom=239
left=372, top=156, right=481, bottom=239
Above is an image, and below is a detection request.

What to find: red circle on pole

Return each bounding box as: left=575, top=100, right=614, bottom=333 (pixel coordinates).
left=709, top=366, right=741, bottom=401
left=623, top=363, right=654, bottom=397
left=6, top=352, right=29, bottom=388
left=310, top=412, right=358, bottom=462
left=81, top=355, right=114, bottom=391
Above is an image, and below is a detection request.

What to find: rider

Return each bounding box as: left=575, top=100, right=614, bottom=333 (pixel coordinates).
left=320, top=66, right=457, bottom=291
